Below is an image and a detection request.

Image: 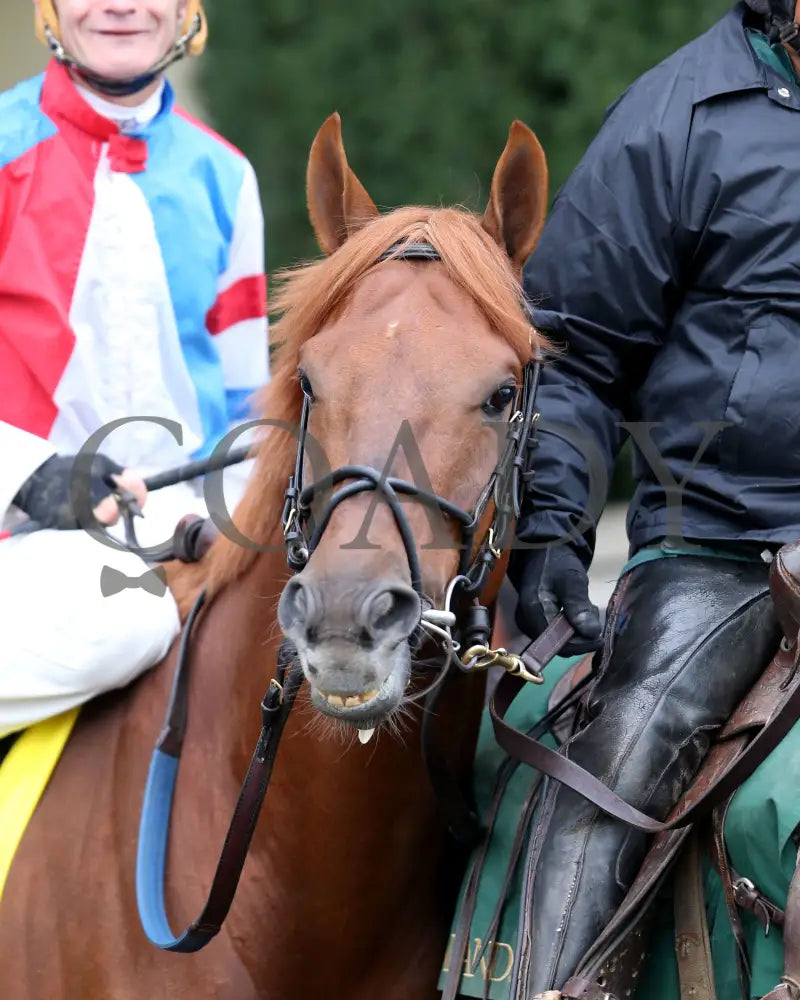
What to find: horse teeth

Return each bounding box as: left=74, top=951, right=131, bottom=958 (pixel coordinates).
left=320, top=688, right=379, bottom=708
left=358, top=728, right=376, bottom=744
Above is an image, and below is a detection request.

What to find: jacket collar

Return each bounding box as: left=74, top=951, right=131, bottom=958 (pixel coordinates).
left=693, top=2, right=800, bottom=112
left=693, top=2, right=771, bottom=104
left=40, top=59, right=175, bottom=140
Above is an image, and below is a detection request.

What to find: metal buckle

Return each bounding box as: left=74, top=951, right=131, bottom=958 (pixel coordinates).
left=487, top=526, right=503, bottom=560
left=732, top=876, right=756, bottom=907
left=283, top=507, right=297, bottom=538
left=460, top=644, right=544, bottom=684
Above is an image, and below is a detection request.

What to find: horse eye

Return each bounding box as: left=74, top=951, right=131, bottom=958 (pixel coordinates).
left=482, top=384, right=516, bottom=416
left=298, top=371, right=315, bottom=401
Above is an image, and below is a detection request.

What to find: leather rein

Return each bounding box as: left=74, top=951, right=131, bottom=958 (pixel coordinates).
left=135, top=240, right=576, bottom=952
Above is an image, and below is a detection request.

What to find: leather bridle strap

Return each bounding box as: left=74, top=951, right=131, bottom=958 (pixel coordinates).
left=281, top=239, right=543, bottom=598
left=136, top=590, right=303, bottom=952
left=491, top=650, right=800, bottom=833
left=420, top=676, right=483, bottom=847
left=301, top=465, right=474, bottom=597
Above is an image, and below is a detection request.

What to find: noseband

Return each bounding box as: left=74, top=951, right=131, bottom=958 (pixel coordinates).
left=281, top=241, right=542, bottom=619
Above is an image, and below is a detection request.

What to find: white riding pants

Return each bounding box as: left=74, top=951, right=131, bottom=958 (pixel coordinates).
left=0, top=474, right=244, bottom=739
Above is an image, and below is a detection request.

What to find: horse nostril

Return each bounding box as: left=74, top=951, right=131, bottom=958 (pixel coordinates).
left=362, top=584, right=421, bottom=642
left=278, top=578, right=318, bottom=638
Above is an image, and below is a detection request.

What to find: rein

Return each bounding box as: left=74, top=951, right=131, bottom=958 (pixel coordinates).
left=136, top=239, right=575, bottom=951
left=136, top=592, right=303, bottom=952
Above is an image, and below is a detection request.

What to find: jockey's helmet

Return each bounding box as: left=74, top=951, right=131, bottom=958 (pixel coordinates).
left=34, top=1, right=208, bottom=98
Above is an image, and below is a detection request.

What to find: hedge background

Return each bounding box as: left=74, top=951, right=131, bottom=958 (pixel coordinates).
left=199, top=0, right=732, bottom=272
left=198, top=1, right=734, bottom=498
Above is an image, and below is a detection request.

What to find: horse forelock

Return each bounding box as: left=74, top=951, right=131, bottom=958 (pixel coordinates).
left=272, top=205, right=545, bottom=366
left=202, top=204, right=549, bottom=598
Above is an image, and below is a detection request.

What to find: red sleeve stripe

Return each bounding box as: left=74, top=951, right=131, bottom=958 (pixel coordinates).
left=206, top=275, right=267, bottom=335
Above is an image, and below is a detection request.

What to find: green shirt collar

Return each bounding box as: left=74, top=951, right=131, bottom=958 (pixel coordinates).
left=746, top=27, right=800, bottom=87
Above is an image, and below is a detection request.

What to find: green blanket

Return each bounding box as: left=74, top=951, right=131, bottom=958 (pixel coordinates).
left=439, top=656, right=800, bottom=1000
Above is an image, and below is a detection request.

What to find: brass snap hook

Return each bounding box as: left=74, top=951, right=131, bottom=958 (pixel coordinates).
left=460, top=644, right=544, bottom=684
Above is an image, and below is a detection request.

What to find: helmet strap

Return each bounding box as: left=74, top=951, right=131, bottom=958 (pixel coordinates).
left=44, top=14, right=201, bottom=99
left=767, top=3, right=800, bottom=56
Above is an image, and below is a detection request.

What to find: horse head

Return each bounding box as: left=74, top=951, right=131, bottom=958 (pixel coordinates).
left=268, top=113, right=550, bottom=730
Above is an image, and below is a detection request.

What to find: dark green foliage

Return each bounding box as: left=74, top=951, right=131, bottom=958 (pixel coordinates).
left=200, top=0, right=731, bottom=272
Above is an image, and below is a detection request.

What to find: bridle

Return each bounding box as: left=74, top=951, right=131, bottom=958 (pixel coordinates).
left=281, top=240, right=543, bottom=676
left=135, top=238, right=556, bottom=953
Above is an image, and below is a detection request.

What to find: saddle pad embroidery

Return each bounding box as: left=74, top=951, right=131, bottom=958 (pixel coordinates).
left=0, top=708, right=79, bottom=898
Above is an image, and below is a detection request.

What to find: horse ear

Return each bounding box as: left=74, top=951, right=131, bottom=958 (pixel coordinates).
left=481, top=121, right=549, bottom=272
left=306, top=113, right=379, bottom=255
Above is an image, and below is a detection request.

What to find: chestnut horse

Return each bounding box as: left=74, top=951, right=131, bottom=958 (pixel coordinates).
left=0, top=114, right=549, bottom=999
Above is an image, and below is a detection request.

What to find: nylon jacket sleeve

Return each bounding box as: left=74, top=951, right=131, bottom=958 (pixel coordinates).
left=206, top=157, right=269, bottom=429
left=518, top=87, right=692, bottom=566
left=0, top=422, right=56, bottom=519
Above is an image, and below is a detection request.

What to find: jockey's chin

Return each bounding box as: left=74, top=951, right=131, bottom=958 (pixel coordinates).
left=82, top=31, right=169, bottom=80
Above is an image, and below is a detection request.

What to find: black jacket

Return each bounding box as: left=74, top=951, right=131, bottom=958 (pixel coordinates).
left=520, top=3, right=800, bottom=564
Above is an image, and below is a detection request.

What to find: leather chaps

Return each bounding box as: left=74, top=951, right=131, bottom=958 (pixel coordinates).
left=512, top=553, right=780, bottom=997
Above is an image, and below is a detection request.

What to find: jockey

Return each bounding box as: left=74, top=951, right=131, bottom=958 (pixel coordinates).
left=512, top=1, right=800, bottom=996
left=0, top=1, right=268, bottom=738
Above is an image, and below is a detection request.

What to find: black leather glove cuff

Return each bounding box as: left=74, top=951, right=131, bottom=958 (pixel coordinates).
left=12, top=453, right=124, bottom=529
left=512, top=542, right=602, bottom=654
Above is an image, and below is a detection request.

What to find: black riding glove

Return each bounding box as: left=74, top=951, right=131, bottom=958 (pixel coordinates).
left=12, top=453, right=124, bottom=530
left=513, top=544, right=603, bottom=655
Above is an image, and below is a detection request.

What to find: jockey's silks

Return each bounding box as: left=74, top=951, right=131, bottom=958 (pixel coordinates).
left=0, top=61, right=268, bottom=482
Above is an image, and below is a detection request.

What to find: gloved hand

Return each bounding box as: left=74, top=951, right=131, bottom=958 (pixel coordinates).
left=513, top=544, right=603, bottom=655
left=11, top=453, right=140, bottom=530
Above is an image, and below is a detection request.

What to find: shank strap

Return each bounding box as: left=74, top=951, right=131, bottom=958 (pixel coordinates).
left=136, top=589, right=302, bottom=952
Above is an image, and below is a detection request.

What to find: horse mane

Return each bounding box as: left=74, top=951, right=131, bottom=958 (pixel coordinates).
left=169, top=205, right=548, bottom=617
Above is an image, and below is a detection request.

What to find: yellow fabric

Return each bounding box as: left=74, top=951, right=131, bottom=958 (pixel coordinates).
left=35, top=2, right=207, bottom=58
left=0, top=708, right=79, bottom=899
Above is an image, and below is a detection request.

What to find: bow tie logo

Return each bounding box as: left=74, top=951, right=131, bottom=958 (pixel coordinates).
left=100, top=565, right=168, bottom=598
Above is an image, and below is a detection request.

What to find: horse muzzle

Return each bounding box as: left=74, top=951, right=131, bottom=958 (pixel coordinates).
left=277, top=575, right=421, bottom=724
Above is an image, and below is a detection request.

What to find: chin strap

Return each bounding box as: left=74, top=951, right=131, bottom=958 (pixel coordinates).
left=44, top=13, right=202, bottom=98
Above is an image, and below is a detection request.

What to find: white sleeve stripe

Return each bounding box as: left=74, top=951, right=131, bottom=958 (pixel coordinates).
left=219, top=159, right=266, bottom=295
left=214, top=317, right=269, bottom=388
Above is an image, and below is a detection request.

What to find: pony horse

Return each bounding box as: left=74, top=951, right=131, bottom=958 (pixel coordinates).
left=0, top=113, right=549, bottom=999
